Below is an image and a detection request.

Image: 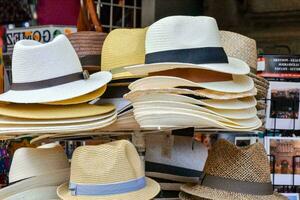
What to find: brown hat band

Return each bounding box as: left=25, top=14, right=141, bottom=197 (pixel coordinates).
left=200, top=174, right=273, bottom=195
left=80, top=55, right=101, bottom=66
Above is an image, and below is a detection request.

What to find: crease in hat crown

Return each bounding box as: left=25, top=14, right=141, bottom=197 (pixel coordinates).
left=9, top=144, right=69, bottom=183
left=12, top=34, right=82, bottom=83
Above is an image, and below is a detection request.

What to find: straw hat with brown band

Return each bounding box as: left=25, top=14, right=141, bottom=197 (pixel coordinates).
left=180, top=139, right=287, bottom=200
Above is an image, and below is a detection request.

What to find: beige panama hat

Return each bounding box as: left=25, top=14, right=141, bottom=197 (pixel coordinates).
left=125, top=93, right=257, bottom=110
left=125, top=16, right=250, bottom=76
left=128, top=75, right=254, bottom=93
left=57, top=140, right=160, bottom=200
left=101, top=28, right=148, bottom=80
left=180, top=139, right=287, bottom=200
left=0, top=35, right=112, bottom=103
left=0, top=144, right=70, bottom=199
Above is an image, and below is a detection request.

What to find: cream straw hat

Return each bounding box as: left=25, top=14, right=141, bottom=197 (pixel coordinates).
left=125, top=93, right=257, bottom=110
left=0, top=144, right=70, bottom=199
left=0, top=35, right=112, bottom=103
left=57, top=140, right=160, bottom=200
left=125, top=16, right=250, bottom=75
left=4, top=186, right=59, bottom=200
left=180, top=139, right=287, bottom=200
left=128, top=75, right=254, bottom=93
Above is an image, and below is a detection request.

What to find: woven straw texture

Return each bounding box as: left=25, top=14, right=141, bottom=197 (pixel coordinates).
left=181, top=139, right=287, bottom=200
left=57, top=140, right=160, bottom=200
left=9, top=144, right=69, bottom=183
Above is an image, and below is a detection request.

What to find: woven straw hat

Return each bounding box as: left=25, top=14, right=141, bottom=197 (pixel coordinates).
left=101, top=28, right=148, bottom=80
left=0, top=35, right=112, bottom=103
left=57, top=140, right=160, bottom=199
left=128, top=75, right=254, bottom=93
left=4, top=186, right=59, bottom=200
left=181, top=139, right=287, bottom=200
left=0, top=144, right=70, bottom=199
left=125, top=16, right=250, bottom=76
left=67, top=31, right=107, bottom=73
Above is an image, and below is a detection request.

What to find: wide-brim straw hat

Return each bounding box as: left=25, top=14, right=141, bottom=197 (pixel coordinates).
left=67, top=31, right=107, bottom=73
left=4, top=186, right=59, bottom=200
left=128, top=75, right=254, bottom=93
left=101, top=28, right=148, bottom=80
left=57, top=140, right=160, bottom=200
left=0, top=103, right=115, bottom=119
left=132, top=101, right=257, bottom=119
left=125, top=93, right=257, bottom=110
left=44, top=85, right=107, bottom=105
left=0, top=35, right=112, bottom=103
left=125, top=16, right=250, bottom=76
left=180, top=139, right=287, bottom=200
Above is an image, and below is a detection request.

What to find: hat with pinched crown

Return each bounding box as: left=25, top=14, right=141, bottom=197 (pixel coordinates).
left=57, top=140, right=160, bottom=200
left=180, top=139, right=287, bottom=200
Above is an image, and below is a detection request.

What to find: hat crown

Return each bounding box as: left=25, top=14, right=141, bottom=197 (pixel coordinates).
left=101, top=28, right=147, bottom=71
left=204, top=139, right=270, bottom=183
left=220, top=31, right=257, bottom=70
left=12, top=35, right=82, bottom=84
left=70, top=140, right=144, bottom=185
left=9, top=144, right=69, bottom=183
left=146, top=16, right=222, bottom=54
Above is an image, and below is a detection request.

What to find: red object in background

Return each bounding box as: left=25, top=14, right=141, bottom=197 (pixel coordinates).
left=37, top=0, right=80, bottom=26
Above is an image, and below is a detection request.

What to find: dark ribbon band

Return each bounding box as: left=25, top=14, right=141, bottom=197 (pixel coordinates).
left=146, top=47, right=228, bottom=64
left=80, top=55, right=101, bottom=66
left=11, top=71, right=89, bottom=91
left=200, top=174, right=273, bottom=195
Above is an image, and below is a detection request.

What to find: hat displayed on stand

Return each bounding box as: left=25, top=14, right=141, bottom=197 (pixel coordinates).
left=180, top=139, right=287, bottom=200
left=0, top=143, right=70, bottom=199
left=57, top=140, right=160, bottom=200
left=123, top=16, right=260, bottom=131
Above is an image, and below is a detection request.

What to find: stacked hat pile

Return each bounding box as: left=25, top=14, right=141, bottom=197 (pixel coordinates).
left=0, top=35, right=116, bottom=135
left=220, top=30, right=269, bottom=129
left=124, top=16, right=261, bottom=131
left=0, top=143, right=69, bottom=199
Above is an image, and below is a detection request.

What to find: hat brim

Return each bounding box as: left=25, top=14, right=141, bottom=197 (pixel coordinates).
left=180, top=184, right=287, bottom=200
left=133, top=101, right=257, bottom=119
left=125, top=57, right=250, bottom=75
left=0, top=71, right=112, bottom=103
left=111, top=71, right=145, bottom=81
left=129, top=75, right=254, bottom=93
left=125, top=92, right=257, bottom=110
left=134, top=113, right=261, bottom=131
left=0, top=168, right=69, bottom=199
left=57, top=177, right=160, bottom=200
left=4, top=186, right=59, bottom=200
left=125, top=87, right=257, bottom=100
left=44, top=85, right=107, bottom=105
left=0, top=111, right=116, bottom=135
left=0, top=103, right=115, bottom=119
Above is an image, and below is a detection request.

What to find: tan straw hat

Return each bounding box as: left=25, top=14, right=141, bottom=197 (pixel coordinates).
left=101, top=28, right=148, bottom=80
left=181, top=139, right=287, bottom=200
left=67, top=31, right=107, bottom=73
left=0, top=144, right=70, bottom=199
left=57, top=140, right=160, bottom=200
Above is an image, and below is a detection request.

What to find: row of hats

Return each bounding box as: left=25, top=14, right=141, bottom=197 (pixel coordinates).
left=0, top=139, right=287, bottom=200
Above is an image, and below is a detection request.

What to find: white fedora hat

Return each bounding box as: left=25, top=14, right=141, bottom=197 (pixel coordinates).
left=4, top=186, right=59, bottom=200
left=125, top=87, right=257, bottom=100
left=125, top=16, right=250, bottom=75
left=0, top=35, right=112, bottom=103
left=128, top=75, right=254, bottom=93
left=125, top=93, right=257, bottom=110
left=57, top=140, right=160, bottom=200
left=0, top=144, right=70, bottom=199
left=133, top=101, right=257, bottom=119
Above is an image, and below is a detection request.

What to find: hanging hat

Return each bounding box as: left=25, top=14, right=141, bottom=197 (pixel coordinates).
left=180, top=139, right=287, bottom=200
left=0, top=144, right=70, bottom=199
left=101, top=28, right=148, bottom=80
left=0, top=35, right=112, bottom=103
left=67, top=31, right=107, bottom=73
left=125, top=16, right=250, bottom=76
left=57, top=140, right=160, bottom=200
